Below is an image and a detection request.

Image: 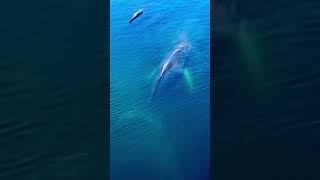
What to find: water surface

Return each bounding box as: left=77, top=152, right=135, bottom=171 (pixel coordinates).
left=110, top=0, right=210, bottom=179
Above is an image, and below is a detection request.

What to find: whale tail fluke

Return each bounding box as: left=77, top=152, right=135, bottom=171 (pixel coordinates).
left=148, top=84, right=158, bottom=104
left=148, top=73, right=164, bottom=103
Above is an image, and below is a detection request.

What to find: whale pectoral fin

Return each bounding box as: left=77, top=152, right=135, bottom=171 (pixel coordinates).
left=183, top=68, right=193, bottom=91
left=147, top=68, right=158, bottom=80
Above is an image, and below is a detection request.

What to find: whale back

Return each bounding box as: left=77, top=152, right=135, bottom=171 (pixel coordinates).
left=150, top=40, right=191, bottom=101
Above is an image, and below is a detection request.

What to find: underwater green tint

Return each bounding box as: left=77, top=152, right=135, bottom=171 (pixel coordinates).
left=184, top=68, right=194, bottom=90
left=238, top=21, right=264, bottom=87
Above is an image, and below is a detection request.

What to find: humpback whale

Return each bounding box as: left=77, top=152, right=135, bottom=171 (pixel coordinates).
left=129, top=9, right=143, bottom=23
left=151, top=40, right=191, bottom=98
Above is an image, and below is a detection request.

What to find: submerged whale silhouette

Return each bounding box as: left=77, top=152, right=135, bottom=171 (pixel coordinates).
left=151, top=40, right=191, bottom=97
left=129, top=9, right=143, bottom=23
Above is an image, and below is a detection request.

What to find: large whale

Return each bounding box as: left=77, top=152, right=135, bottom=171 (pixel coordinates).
left=151, top=40, right=191, bottom=97
left=129, top=9, right=143, bottom=23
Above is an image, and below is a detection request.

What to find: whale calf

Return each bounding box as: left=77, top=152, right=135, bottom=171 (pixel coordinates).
left=129, top=9, right=143, bottom=23
left=151, top=40, right=191, bottom=97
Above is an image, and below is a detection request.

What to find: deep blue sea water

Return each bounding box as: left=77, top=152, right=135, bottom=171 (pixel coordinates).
left=0, top=1, right=107, bottom=179
left=110, top=0, right=210, bottom=179
left=3, top=0, right=320, bottom=179
left=214, top=1, right=320, bottom=179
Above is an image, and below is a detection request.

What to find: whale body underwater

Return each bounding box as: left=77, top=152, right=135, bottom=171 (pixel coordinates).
left=151, top=40, right=192, bottom=98
left=127, top=10, right=192, bottom=99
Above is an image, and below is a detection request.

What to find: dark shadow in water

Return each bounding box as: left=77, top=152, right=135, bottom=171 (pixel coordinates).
left=213, top=0, right=320, bottom=179
left=0, top=0, right=108, bottom=179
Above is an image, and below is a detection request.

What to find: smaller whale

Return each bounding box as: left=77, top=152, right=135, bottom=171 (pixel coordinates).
left=129, top=9, right=143, bottom=23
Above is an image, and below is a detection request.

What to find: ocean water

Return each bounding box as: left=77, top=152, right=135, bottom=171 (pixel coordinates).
left=0, top=1, right=107, bottom=179
left=214, top=0, right=320, bottom=179
left=110, top=0, right=210, bottom=180
left=2, top=0, right=320, bottom=179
